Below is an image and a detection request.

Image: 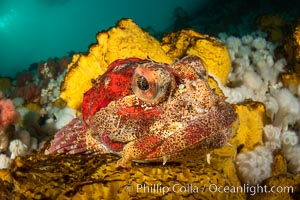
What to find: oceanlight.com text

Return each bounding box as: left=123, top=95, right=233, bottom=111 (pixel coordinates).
left=125, top=183, right=293, bottom=196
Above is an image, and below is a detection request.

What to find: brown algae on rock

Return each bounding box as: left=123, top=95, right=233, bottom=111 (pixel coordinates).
left=0, top=151, right=245, bottom=199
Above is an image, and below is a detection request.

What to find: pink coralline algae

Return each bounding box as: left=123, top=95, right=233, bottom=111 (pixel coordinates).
left=57, top=56, right=70, bottom=73
left=0, top=93, right=19, bottom=130
left=16, top=72, right=33, bottom=87
left=13, top=83, right=41, bottom=103
left=37, top=57, right=70, bottom=80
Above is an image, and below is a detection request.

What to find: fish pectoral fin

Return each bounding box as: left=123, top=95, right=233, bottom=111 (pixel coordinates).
left=45, top=118, right=89, bottom=155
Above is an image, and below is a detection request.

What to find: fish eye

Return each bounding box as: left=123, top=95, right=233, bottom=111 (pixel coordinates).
left=136, top=76, right=149, bottom=91
left=132, top=63, right=175, bottom=104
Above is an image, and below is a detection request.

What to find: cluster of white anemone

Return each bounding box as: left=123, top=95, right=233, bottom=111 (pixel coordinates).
left=38, top=67, right=76, bottom=130
left=39, top=71, right=65, bottom=116
left=217, top=31, right=300, bottom=184
left=235, top=146, right=273, bottom=185
left=0, top=136, right=37, bottom=169
left=263, top=125, right=300, bottom=173
left=0, top=64, right=76, bottom=169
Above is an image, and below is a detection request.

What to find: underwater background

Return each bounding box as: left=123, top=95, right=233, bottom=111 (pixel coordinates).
left=0, top=0, right=201, bottom=77
left=1, top=0, right=300, bottom=199
left=0, top=0, right=299, bottom=78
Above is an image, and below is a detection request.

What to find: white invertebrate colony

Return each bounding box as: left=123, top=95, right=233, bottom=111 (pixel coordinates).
left=218, top=31, right=300, bottom=184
